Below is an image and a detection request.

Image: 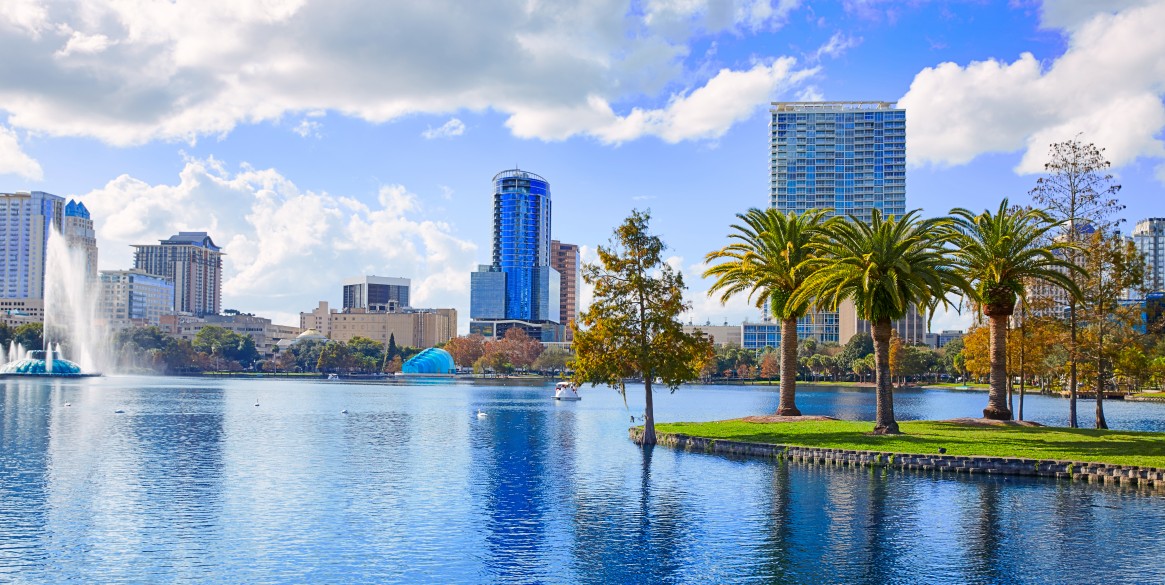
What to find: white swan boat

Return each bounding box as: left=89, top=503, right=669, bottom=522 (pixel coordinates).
left=554, top=381, right=581, bottom=401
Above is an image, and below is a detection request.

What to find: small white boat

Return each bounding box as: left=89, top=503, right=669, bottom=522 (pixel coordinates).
left=554, top=381, right=581, bottom=401
left=327, top=373, right=340, bottom=381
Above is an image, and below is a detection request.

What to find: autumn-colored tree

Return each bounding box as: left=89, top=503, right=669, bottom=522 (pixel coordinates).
left=961, top=325, right=991, bottom=382
left=759, top=351, right=780, bottom=379
left=888, top=331, right=903, bottom=384
left=444, top=334, right=486, bottom=368
left=571, top=210, right=713, bottom=445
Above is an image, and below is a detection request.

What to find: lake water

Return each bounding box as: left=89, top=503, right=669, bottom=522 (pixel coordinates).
left=2, top=376, right=1164, bottom=584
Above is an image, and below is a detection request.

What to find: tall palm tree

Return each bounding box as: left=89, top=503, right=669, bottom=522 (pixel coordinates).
left=949, top=199, right=1084, bottom=420
left=792, top=210, right=961, bottom=434
left=704, top=208, right=829, bottom=416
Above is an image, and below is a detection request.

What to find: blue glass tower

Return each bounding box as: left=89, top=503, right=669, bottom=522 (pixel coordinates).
left=470, top=169, right=562, bottom=341
left=491, top=169, right=555, bottom=322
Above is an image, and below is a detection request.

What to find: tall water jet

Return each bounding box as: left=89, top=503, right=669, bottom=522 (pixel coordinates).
left=41, top=226, right=105, bottom=373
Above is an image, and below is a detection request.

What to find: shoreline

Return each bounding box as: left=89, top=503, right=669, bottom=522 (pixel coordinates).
left=632, top=428, right=1165, bottom=492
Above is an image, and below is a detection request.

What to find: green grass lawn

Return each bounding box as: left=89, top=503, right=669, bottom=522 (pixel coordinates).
left=655, top=419, right=1165, bottom=468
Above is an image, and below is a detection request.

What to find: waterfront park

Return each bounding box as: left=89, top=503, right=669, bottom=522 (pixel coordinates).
left=3, top=141, right=1165, bottom=582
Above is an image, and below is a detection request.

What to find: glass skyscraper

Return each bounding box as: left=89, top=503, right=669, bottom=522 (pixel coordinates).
left=771, top=101, right=906, bottom=222
left=470, top=169, right=562, bottom=341
left=768, top=101, right=908, bottom=344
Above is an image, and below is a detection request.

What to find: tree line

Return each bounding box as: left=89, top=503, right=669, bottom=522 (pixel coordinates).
left=567, top=138, right=1149, bottom=444
left=105, top=325, right=423, bottom=375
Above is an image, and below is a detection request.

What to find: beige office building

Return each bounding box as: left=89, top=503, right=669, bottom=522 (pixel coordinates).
left=683, top=323, right=742, bottom=347
left=160, top=313, right=301, bottom=357
left=300, top=301, right=457, bottom=348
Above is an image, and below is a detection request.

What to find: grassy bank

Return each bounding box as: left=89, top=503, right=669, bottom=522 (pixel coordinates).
left=655, top=419, right=1165, bottom=468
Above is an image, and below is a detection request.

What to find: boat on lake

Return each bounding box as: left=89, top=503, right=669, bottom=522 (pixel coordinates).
left=554, top=381, right=581, bottom=401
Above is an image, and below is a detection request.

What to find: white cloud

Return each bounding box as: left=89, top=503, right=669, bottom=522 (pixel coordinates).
left=0, top=0, right=810, bottom=147
left=291, top=118, right=321, bottom=138
left=900, top=0, right=1165, bottom=172
left=421, top=118, right=466, bottom=139
left=506, top=58, right=816, bottom=143
left=0, top=124, right=43, bottom=180
left=813, top=31, right=861, bottom=60
left=79, top=157, right=477, bottom=326
left=643, top=0, right=801, bottom=36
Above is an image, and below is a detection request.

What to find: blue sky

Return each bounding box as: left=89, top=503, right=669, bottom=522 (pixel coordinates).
left=1, top=0, right=1163, bottom=333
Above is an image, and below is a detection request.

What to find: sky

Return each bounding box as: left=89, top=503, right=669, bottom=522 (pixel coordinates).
left=1, top=0, right=1163, bottom=334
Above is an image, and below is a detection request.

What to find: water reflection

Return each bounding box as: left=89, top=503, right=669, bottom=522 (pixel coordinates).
left=2, top=377, right=1165, bottom=583
left=473, top=392, right=554, bottom=582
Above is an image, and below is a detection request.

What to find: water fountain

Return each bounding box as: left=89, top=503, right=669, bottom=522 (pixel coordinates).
left=0, top=227, right=103, bottom=377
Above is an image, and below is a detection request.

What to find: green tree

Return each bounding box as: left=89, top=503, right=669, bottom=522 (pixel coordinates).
left=317, top=342, right=352, bottom=373
left=291, top=339, right=326, bottom=372
left=533, top=347, right=571, bottom=373
left=192, top=326, right=259, bottom=368
left=793, top=210, right=959, bottom=434
left=572, top=210, right=713, bottom=445
left=1030, top=138, right=1123, bottom=427
left=704, top=208, right=829, bottom=415
left=386, top=333, right=398, bottom=361
left=838, top=332, right=874, bottom=373
left=949, top=199, right=1084, bottom=420
left=347, top=336, right=385, bottom=373
left=13, top=322, right=43, bottom=351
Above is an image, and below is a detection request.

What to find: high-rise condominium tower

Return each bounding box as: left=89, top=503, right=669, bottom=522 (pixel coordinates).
left=1134, top=218, right=1165, bottom=292
left=771, top=101, right=906, bottom=221
left=63, top=200, right=98, bottom=285
left=0, top=191, right=65, bottom=301
left=769, top=101, right=913, bottom=344
left=133, top=232, right=223, bottom=317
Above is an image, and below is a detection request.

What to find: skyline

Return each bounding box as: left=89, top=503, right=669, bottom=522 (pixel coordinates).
left=1, top=1, right=1163, bottom=333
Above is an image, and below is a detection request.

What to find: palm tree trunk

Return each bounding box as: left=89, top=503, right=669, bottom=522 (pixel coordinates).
left=871, top=319, right=899, bottom=434
left=984, top=313, right=1012, bottom=420
left=778, top=316, right=801, bottom=416
left=642, top=376, right=656, bottom=445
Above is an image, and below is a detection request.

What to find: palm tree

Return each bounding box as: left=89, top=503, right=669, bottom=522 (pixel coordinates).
left=949, top=199, right=1084, bottom=420
left=792, top=210, right=961, bottom=434
left=704, top=208, right=829, bottom=416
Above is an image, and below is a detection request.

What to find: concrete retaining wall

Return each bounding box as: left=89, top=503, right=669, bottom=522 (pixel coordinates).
left=630, top=428, right=1165, bottom=491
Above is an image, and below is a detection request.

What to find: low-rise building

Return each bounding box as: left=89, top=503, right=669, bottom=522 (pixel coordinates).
left=301, top=301, right=457, bottom=348
left=0, top=299, right=44, bottom=327
left=160, top=313, right=301, bottom=357
left=924, top=329, right=964, bottom=349
left=683, top=323, right=742, bottom=347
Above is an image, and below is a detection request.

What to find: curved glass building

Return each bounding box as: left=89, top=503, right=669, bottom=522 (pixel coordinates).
left=493, top=169, right=554, bottom=321
left=401, top=348, right=455, bottom=374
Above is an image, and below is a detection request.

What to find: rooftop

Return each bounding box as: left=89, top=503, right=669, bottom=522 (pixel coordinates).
left=771, top=101, right=898, bottom=112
